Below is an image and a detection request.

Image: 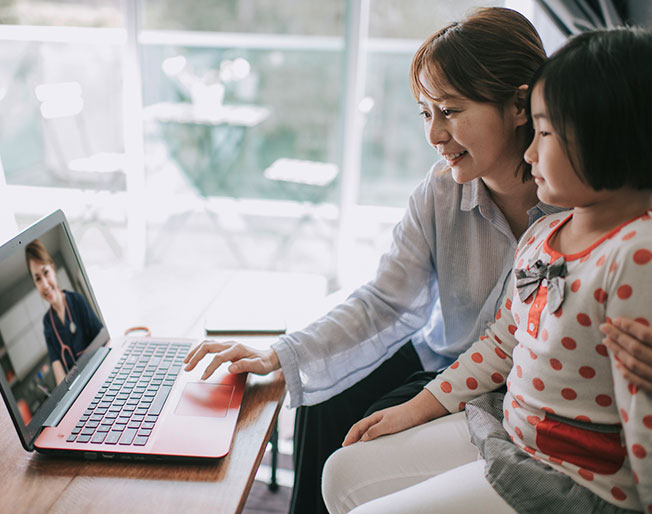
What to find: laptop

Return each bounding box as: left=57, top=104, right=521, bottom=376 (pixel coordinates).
left=0, top=210, right=246, bottom=460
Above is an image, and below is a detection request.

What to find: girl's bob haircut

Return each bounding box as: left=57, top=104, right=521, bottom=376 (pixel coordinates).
left=530, top=27, right=652, bottom=191
left=410, top=7, right=546, bottom=180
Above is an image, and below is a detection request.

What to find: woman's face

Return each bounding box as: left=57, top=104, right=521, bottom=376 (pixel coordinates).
left=417, top=72, right=527, bottom=185
left=29, top=260, right=60, bottom=305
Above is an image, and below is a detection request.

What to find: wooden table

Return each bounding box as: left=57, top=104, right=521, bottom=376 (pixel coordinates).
left=0, top=267, right=330, bottom=514
left=0, top=366, right=285, bottom=514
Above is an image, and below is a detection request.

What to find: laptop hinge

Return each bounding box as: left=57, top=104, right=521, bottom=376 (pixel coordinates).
left=43, top=347, right=110, bottom=428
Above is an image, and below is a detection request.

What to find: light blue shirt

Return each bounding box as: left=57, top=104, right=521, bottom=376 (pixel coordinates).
left=273, top=160, right=562, bottom=408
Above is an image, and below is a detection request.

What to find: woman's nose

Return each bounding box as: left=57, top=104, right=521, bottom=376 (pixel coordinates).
left=427, top=120, right=448, bottom=147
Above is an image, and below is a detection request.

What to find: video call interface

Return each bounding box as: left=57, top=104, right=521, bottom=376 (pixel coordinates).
left=0, top=224, right=103, bottom=426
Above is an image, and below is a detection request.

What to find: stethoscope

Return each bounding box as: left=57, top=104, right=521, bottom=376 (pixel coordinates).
left=48, top=291, right=82, bottom=373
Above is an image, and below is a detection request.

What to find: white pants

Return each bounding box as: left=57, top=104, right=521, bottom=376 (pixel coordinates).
left=321, top=412, right=517, bottom=514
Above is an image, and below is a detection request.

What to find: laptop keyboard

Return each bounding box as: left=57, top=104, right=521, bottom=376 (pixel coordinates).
left=66, top=340, right=192, bottom=447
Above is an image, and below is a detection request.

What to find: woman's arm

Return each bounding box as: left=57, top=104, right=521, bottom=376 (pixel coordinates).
left=599, top=317, right=652, bottom=393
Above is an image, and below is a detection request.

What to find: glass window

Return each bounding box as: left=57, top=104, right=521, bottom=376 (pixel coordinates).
left=358, top=0, right=503, bottom=207
left=0, top=0, right=121, bottom=27
left=142, top=0, right=345, bottom=35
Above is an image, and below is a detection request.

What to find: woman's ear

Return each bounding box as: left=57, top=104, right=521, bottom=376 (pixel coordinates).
left=513, top=84, right=529, bottom=128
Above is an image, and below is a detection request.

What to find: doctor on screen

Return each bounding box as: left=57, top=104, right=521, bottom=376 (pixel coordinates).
left=25, top=240, right=103, bottom=385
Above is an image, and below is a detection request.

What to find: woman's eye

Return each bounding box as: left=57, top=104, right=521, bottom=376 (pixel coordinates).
left=539, top=131, right=551, bottom=137
left=419, top=110, right=431, bottom=120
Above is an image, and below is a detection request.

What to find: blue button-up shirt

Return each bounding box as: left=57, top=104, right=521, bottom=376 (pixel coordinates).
left=273, top=160, right=562, bottom=408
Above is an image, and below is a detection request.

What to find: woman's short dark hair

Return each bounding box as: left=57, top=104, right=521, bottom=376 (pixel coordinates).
left=25, top=239, right=55, bottom=273
left=530, top=27, right=652, bottom=191
left=410, top=7, right=547, bottom=181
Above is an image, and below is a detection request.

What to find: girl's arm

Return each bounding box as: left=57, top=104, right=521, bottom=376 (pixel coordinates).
left=344, top=275, right=519, bottom=445
left=342, top=388, right=448, bottom=446
left=600, top=317, right=652, bottom=393
left=605, top=243, right=652, bottom=512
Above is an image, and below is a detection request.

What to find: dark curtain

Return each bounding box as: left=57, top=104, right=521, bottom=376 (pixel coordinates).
left=534, top=0, right=628, bottom=35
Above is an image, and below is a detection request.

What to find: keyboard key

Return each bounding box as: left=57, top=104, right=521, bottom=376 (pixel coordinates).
left=133, top=436, right=149, bottom=446
left=149, top=386, right=172, bottom=415
left=66, top=434, right=77, bottom=442
left=91, top=431, right=108, bottom=444
left=137, top=429, right=152, bottom=437
left=105, top=431, right=122, bottom=445
left=119, top=428, right=137, bottom=445
left=77, top=434, right=91, bottom=443
left=81, top=427, right=96, bottom=436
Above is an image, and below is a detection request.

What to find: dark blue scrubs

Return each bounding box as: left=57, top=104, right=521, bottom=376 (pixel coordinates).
left=43, top=290, right=103, bottom=372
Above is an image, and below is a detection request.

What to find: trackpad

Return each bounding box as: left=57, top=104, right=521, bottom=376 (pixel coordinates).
left=175, top=382, right=235, bottom=417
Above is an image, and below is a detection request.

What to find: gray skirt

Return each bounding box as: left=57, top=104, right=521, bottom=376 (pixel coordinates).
left=465, top=392, right=640, bottom=514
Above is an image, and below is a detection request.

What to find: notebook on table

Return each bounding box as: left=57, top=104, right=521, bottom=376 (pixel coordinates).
left=0, top=210, right=246, bottom=460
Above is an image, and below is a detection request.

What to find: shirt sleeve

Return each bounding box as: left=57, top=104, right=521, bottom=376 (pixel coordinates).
left=426, top=273, right=519, bottom=412
left=604, top=239, right=652, bottom=512
left=273, top=166, right=441, bottom=407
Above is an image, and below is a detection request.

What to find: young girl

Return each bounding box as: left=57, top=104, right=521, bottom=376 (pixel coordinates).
left=323, top=28, right=652, bottom=514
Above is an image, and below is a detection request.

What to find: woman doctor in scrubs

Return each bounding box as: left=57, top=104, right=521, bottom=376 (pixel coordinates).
left=26, top=240, right=103, bottom=385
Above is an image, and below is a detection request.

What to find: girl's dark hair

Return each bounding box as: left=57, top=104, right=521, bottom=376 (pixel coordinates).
left=530, top=28, right=652, bottom=191
left=410, top=7, right=547, bottom=181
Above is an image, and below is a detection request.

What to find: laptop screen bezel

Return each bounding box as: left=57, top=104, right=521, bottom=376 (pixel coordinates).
left=0, top=209, right=110, bottom=451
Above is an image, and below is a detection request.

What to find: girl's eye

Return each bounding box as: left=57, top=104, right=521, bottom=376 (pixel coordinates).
left=419, top=110, right=431, bottom=120
left=441, top=108, right=452, bottom=116
left=539, top=131, right=551, bottom=137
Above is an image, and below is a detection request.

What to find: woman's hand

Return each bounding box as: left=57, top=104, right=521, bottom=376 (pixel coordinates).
left=600, top=317, right=652, bottom=393
left=183, top=340, right=281, bottom=379
left=342, top=389, right=449, bottom=446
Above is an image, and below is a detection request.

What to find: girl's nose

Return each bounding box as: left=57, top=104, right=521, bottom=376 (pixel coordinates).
left=524, top=139, right=537, bottom=165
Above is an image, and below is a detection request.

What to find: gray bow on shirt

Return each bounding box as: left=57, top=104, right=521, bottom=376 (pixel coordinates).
left=514, top=258, right=567, bottom=313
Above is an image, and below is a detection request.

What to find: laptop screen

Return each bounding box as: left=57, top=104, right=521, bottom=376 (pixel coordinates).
left=0, top=210, right=109, bottom=448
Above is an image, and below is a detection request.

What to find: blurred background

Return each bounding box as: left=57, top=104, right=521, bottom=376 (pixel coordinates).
left=0, top=0, right=569, bottom=290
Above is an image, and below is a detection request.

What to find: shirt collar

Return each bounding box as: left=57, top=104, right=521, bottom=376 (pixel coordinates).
left=461, top=178, right=563, bottom=218
left=460, top=179, right=485, bottom=212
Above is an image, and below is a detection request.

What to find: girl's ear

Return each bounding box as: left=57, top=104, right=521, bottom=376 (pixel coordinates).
left=513, top=84, right=529, bottom=128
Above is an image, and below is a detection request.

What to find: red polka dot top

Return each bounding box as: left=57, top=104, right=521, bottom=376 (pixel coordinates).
left=429, top=210, right=652, bottom=512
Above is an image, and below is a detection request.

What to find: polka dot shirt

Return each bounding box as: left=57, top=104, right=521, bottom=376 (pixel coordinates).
left=428, top=210, right=652, bottom=512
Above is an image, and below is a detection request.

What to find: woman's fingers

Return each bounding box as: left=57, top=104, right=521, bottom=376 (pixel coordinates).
left=613, top=317, right=652, bottom=345
left=184, top=340, right=278, bottom=378
left=614, top=361, right=652, bottom=394
left=184, top=340, right=228, bottom=370
left=600, top=318, right=652, bottom=393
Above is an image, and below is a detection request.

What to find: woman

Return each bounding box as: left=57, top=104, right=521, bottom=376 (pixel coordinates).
left=184, top=8, right=652, bottom=512
left=26, top=239, right=103, bottom=384
left=323, top=27, right=652, bottom=513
